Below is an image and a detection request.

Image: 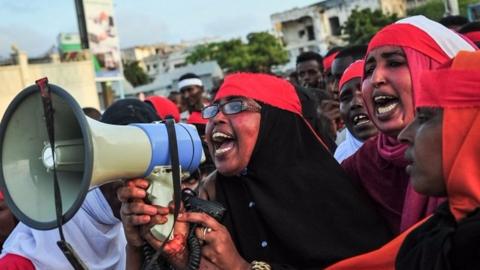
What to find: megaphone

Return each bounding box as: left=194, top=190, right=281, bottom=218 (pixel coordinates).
left=0, top=83, right=203, bottom=231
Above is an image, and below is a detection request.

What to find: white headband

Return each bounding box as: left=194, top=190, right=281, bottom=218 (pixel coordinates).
left=178, top=78, right=203, bottom=90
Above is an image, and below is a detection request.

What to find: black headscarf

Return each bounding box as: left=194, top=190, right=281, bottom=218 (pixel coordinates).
left=396, top=202, right=480, bottom=270
left=215, top=103, right=392, bottom=269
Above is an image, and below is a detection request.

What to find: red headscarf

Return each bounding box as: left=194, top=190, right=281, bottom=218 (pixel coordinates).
left=187, top=111, right=208, bottom=125
left=338, top=60, right=364, bottom=92
left=214, top=73, right=302, bottom=116
left=343, top=16, right=475, bottom=234
left=417, top=50, right=480, bottom=221
left=464, top=31, right=480, bottom=44
left=323, top=51, right=340, bottom=72
left=144, top=96, right=180, bottom=122
left=326, top=49, right=480, bottom=270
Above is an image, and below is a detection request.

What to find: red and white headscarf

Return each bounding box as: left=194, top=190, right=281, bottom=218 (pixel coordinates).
left=363, top=15, right=476, bottom=232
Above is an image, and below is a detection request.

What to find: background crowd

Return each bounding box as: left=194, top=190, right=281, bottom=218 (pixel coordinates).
left=0, top=11, right=480, bottom=270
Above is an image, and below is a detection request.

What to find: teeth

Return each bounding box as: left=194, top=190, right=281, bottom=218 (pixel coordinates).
left=215, top=144, right=233, bottom=156
left=212, top=132, right=233, bottom=142
left=374, top=95, right=395, bottom=103
left=377, top=103, right=397, bottom=114
left=356, top=119, right=370, bottom=126
left=353, top=114, right=369, bottom=125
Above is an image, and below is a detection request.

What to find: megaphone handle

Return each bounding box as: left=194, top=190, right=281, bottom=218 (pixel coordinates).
left=143, top=118, right=183, bottom=270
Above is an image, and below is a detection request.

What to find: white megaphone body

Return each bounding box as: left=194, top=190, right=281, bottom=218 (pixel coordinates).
left=0, top=83, right=203, bottom=241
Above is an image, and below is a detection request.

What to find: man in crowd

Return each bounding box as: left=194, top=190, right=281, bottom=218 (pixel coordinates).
left=177, top=73, right=205, bottom=122
left=296, top=52, right=339, bottom=151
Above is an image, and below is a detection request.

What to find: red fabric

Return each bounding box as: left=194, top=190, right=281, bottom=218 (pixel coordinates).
left=367, top=23, right=450, bottom=64
left=214, top=73, right=302, bottom=116
left=416, top=51, right=480, bottom=108
left=416, top=51, right=480, bottom=221
left=187, top=111, right=208, bottom=124
left=0, top=254, right=35, bottom=270
left=0, top=191, right=3, bottom=200
left=464, top=31, right=480, bottom=43
left=348, top=47, right=443, bottom=233
left=323, top=51, right=339, bottom=72
left=338, top=60, right=364, bottom=92
left=144, top=96, right=180, bottom=122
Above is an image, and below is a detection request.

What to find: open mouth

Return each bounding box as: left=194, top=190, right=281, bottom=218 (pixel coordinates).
left=211, top=131, right=235, bottom=156
left=351, top=113, right=370, bottom=127
left=374, top=95, right=399, bottom=115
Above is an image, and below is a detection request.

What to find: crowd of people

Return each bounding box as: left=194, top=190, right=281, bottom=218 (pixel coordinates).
left=0, top=14, right=480, bottom=270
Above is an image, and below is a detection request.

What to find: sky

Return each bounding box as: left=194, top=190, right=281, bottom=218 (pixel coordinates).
left=0, top=0, right=320, bottom=58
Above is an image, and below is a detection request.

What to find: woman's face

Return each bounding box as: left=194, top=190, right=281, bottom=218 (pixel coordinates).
left=398, top=108, right=445, bottom=196
left=205, top=97, right=261, bottom=176
left=363, top=46, right=415, bottom=137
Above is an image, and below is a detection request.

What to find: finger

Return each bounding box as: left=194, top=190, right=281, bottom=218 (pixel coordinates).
left=122, top=202, right=158, bottom=216
left=142, top=229, right=164, bottom=250
left=122, top=214, right=151, bottom=226
left=148, top=214, right=169, bottom=226
left=126, top=178, right=150, bottom=189
left=194, top=226, right=214, bottom=243
left=201, top=247, right=217, bottom=265
left=156, top=206, right=170, bottom=215
left=178, top=212, right=221, bottom=230
left=117, top=186, right=148, bottom=202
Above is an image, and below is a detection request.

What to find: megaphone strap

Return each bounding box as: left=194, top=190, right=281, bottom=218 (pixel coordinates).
left=144, top=117, right=183, bottom=270
left=36, top=78, right=88, bottom=270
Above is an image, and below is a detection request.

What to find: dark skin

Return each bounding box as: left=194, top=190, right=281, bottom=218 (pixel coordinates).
left=398, top=108, right=446, bottom=196
left=117, top=178, right=244, bottom=270
left=339, top=78, right=377, bottom=141
left=181, top=85, right=204, bottom=112
left=332, top=56, right=354, bottom=99
left=296, top=60, right=324, bottom=89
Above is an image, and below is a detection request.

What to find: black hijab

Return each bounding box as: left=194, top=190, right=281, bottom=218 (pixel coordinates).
left=215, top=103, right=392, bottom=269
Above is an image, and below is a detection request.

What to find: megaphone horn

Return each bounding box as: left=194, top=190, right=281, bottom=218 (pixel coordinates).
left=0, top=83, right=203, bottom=230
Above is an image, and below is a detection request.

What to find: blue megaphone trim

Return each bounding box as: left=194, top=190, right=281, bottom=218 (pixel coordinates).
left=131, top=123, right=203, bottom=176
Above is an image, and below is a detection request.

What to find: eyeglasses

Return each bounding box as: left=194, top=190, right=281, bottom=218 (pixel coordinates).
left=201, top=99, right=261, bottom=119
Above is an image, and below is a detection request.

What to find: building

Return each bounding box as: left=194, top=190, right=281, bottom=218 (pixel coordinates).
left=126, top=61, right=223, bottom=98
left=0, top=48, right=99, bottom=117
left=120, top=43, right=186, bottom=71
left=142, top=48, right=194, bottom=79
left=271, top=0, right=425, bottom=71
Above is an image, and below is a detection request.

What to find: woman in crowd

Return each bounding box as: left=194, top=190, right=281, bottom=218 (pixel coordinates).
left=334, top=60, right=377, bottom=163
left=327, top=50, right=480, bottom=270
left=0, top=99, right=160, bottom=269
left=341, top=15, right=476, bottom=234
left=118, top=73, right=392, bottom=269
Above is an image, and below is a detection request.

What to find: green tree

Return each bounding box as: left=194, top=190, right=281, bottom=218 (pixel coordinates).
left=187, top=31, right=288, bottom=73
left=123, top=61, right=150, bottom=87
left=407, top=0, right=479, bottom=21
left=342, top=8, right=398, bottom=45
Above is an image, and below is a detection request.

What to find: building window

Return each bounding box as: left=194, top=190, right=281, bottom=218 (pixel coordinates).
left=306, top=25, right=315, bottom=40
left=298, top=30, right=305, bottom=38
left=153, top=64, right=158, bottom=69
left=329, top=17, right=341, bottom=36
left=174, top=63, right=186, bottom=68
